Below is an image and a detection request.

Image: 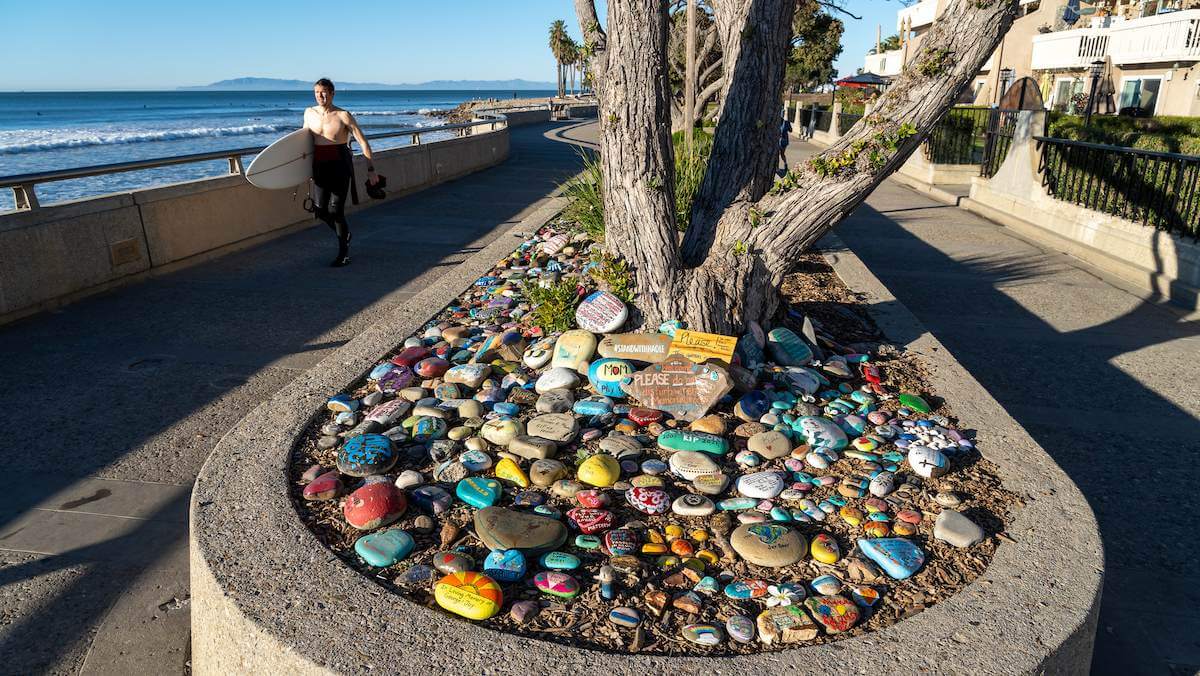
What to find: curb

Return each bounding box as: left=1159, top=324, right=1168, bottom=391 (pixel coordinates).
left=190, top=214, right=1104, bottom=675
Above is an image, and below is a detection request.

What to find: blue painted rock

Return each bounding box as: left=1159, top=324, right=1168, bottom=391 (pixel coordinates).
left=410, top=485, right=453, bottom=515
left=602, top=529, right=639, bottom=556
left=766, top=327, right=813, bottom=366
left=343, top=482, right=407, bottom=530
left=539, top=551, right=582, bottom=570
left=858, top=538, right=926, bottom=579
left=534, top=571, right=580, bottom=599
left=573, top=395, right=614, bottom=416
left=354, top=529, right=414, bottom=567
left=587, top=358, right=635, bottom=398
left=657, top=429, right=730, bottom=456
left=736, top=333, right=766, bottom=370
left=458, top=449, right=493, bottom=472
left=326, top=393, right=358, bottom=412
left=729, top=523, right=806, bottom=567
left=575, top=291, right=629, bottom=333
left=793, top=415, right=849, bottom=451
left=811, top=574, right=842, bottom=595
left=455, top=477, right=501, bottom=509
left=609, top=606, right=642, bottom=628
left=473, top=506, right=568, bottom=553
left=723, top=579, right=770, bottom=600
left=735, top=391, right=771, bottom=422
left=483, top=548, right=527, bottom=582
left=411, top=417, right=448, bottom=443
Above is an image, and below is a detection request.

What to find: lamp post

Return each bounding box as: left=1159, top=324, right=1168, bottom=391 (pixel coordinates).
left=1085, top=60, right=1105, bottom=125
left=998, top=67, right=1015, bottom=106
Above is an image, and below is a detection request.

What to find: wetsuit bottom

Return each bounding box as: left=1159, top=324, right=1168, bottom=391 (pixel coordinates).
left=312, top=145, right=353, bottom=263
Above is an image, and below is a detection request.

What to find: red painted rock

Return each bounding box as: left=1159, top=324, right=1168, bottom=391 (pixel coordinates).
left=628, top=407, right=664, bottom=427
left=303, top=470, right=342, bottom=501
left=415, top=357, right=450, bottom=378
left=391, top=346, right=431, bottom=368
left=567, top=507, right=615, bottom=534
left=575, top=489, right=610, bottom=509
left=625, top=487, right=671, bottom=515
left=343, top=482, right=407, bottom=530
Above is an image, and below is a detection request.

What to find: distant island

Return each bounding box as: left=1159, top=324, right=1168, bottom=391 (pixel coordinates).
left=179, top=77, right=557, bottom=91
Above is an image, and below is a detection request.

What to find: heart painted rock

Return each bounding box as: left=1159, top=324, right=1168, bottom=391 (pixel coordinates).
left=473, top=506, right=568, bottom=553
left=534, top=571, right=580, bottom=599
left=343, top=482, right=407, bottom=530
left=858, top=538, right=926, bottom=579
left=434, top=571, right=503, bottom=620
left=354, top=529, right=414, bottom=567
left=337, top=434, right=397, bottom=477
left=603, top=529, right=639, bottom=556
left=566, top=507, right=615, bottom=534
left=625, top=486, right=671, bottom=515
left=483, top=548, right=527, bottom=582
left=455, top=477, right=501, bottom=509
left=804, top=594, right=860, bottom=633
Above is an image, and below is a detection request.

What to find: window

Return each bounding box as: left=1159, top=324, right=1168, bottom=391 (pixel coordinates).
left=1119, top=77, right=1161, bottom=113
left=1052, top=77, right=1085, bottom=112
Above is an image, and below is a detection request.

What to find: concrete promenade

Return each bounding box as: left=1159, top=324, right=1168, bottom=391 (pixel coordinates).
left=788, top=142, right=1200, bottom=674
left=0, top=120, right=594, bottom=674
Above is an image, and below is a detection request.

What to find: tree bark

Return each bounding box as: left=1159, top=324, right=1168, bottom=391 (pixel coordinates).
left=576, top=0, right=1020, bottom=334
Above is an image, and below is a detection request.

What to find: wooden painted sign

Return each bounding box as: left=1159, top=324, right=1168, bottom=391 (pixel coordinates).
left=668, top=329, right=738, bottom=365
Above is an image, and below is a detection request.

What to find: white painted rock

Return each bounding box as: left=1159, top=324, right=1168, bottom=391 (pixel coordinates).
left=907, top=445, right=949, bottom=478
left=736, top=471, right=785, bottom=499
left=669, top=451, right=721, bottom=481
left=672, top=493, right=716, bottom=517
left=535, top=367, right=581, bottom=394
left=869, top=471, right=895, bottom=497
left=575, top=291, right=629, bottom=334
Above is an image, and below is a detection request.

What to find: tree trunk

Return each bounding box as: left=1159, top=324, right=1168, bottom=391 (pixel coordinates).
left=578, top=0, right=1020, bottom=334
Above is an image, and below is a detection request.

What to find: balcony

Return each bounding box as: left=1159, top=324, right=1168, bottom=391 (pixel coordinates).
left=864, top=50, right=903, bottom=77
left=1031, top=28, right=1110, bottom=70
left=1109, top=9, right=1200, bottom=65
left=897, top=0, right=938, bottom=31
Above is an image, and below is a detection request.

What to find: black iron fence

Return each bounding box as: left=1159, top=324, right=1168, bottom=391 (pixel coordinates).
left=1038, top=137, right=1200, bottom=239
left=798, top=106, right=813, bottom=130
left=923, top=106, right=991, bottom=165
left=814, top=108, right=833, bottom=133
left=838, top=112, right=863, bottom=134
left=980, top=109, right=1025, bottom=178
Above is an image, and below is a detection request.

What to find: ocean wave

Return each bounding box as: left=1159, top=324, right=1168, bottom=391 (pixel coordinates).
left=0, top=123, right=295, bottom=155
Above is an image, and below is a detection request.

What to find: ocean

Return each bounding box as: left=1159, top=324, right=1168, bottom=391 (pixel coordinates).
left=0, top=90, right=553, bottom=211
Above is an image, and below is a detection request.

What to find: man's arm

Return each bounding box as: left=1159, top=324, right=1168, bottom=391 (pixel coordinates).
left=345, top=112, right=378, bottom=184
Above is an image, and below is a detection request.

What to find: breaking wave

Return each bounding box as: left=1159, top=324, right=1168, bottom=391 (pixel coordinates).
left=0, top=123, right=295, bottom=155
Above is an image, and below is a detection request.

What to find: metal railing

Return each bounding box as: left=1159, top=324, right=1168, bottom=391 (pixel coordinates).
left=923, top=106, right=991, bottom=165
left=814, top=109, right=834, bottom=133
left=980, top=109, right=1026, bottom=177
left=0, top=111, right=512, bottom=211
left=837, top=112, right=863, bottom=134
left=1037, top=136, right=1200, bottom=239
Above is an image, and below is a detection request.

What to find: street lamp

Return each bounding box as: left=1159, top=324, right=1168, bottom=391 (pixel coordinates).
left=998, top=68, right=1015, bottom=105
left=1085, top=60, right=1105, bottom=125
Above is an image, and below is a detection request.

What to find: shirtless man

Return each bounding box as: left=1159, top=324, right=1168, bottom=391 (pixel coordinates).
left=303, top=78, right=378, bottom=267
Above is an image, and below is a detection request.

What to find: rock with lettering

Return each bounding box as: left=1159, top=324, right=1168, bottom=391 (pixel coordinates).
left=621, top=355, right=733, bottom=422
left=337, top=434, right=397, bottom=477
left=657, top=429, right=730, bottom=456
left=474, top=506, right=568, bottom=553
left=587, top=358, right=635, bottom=398
left=668, top=329, right=738, bottom=365
left=526, top=413, right=579, bottom=443
left=730, top=523, right=806, bottom=567
left=551, top=329, right=597, bottom=373
left=575, top=290, right=629, bottom=333
left=597, top=333, right=673, bottom=364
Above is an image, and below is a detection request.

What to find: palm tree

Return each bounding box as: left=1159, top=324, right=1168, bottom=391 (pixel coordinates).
left=549, top=20, right=569, bottom=98
left=566, top=38, right=579, bottom=96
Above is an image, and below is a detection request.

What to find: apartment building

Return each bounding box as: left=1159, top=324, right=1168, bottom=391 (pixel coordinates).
left=863, top=0, right=1200, bottom=117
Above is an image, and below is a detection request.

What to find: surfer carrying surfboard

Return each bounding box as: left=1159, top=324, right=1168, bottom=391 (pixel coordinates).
left=303, top=78, right=379, bottom=267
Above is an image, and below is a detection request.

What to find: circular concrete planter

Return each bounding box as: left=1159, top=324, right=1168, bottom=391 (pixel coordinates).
left=189, top=211, right=1103, bottom=674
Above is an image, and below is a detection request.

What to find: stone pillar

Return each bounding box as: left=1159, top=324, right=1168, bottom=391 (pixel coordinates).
left=831, top=101, right=844, bottom=136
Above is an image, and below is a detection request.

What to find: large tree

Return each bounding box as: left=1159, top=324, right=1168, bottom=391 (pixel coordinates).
left=549, top=20, right=570, bottom=97
left=574, top=0, right=1018, bottom=333
left=786, top=0, right=844, bottom=92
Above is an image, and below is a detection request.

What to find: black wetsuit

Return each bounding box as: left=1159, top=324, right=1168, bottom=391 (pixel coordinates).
left=312, top=143, right=358, bottom=264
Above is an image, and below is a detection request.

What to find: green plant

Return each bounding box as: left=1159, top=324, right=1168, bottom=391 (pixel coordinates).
left=1047, top=112, right=1200, bottom=155
left=917, top=48, right=951, bottom=77
left=673, top=128, right=715, bottom=231
left=523, top=279, right=581, bottom=333
left=589, top=251, right=635, bottom=302
left=560, top=150, right=605, bottom=241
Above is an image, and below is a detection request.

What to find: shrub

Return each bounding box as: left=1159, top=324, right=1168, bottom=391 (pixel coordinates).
left=560, top=150, right=605, bottom=241
left=672, top=128, right=714, bottom=231
left=1048, top=112, right=1200, bottom=156
left=523, top=279, right=580, bottom=333
left=589, top=250, right=634, bottom=303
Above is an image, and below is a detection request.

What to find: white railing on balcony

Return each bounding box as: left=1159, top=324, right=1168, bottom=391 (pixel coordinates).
left=1109, top=9, right=1200, bottom=65
left=1031, top=28, right=1110, bottom=70
left=897, top=0, right=938, bottom=31
left=864, top=50, right=904, bottom=77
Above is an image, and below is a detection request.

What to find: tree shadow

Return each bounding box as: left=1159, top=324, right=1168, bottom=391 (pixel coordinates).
left=0, top=120, right=593, bottom=672
left=834, top=199, right=1200, bottom=674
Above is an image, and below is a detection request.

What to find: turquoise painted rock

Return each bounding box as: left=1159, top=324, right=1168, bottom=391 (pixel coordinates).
left=767, top=327, right=813, bottom=366
left=657, top=429, right=730, bottom=456
left=354, top=529, right=414, bottom=567
left=412, top=416, right=448, bottom=442
left=723, top=579, right=769, bottom=599
left=539, top=551, right=582, bottom=570
left=588, top=358, right=635, bottom=398
left=858, top=538, right=926, bottom=579
left=455, top=477, right=501, bottom=509
left=793, top=415, right=849, bottom=451
left=483, top=548, right=527, bottom=582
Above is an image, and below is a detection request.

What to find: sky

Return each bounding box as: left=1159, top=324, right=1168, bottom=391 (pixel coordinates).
left=0, top=0, right=898, bottom=91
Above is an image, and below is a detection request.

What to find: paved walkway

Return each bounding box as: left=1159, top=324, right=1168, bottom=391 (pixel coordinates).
left=0, top=120, right=594, bottom=674
left=789, top=142, right=1200, bottom=675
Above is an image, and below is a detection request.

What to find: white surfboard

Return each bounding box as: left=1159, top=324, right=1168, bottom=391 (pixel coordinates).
left=245, top=129, right=314, bottom=189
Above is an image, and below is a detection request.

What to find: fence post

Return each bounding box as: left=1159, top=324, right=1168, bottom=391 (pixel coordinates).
left=13, top=184, right=39, bottom=211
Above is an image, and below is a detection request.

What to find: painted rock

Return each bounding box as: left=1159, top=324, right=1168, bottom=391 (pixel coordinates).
left=626, top=486, right=671, bottom=515
left=668, top=450, right=722, bottom=480
left=539, top=551, right=582, bottom=571
left=415, top=357, right=450, bottom=378
left=681, top=623, right=724, bottom=646
left=376, top=366, right=415, bottom=394
left=587, top=358, right=635, bottom=398
left=458, top=449, right=492, bottom=473
left=302, top=470, right=342, bottom=501
left=672, top=493, right=716, bottom=517
left=747, top=430, right=792, bottom=460
left=736, top=471, right=786, bottom=499
left=858, top=538, right=926, bottom=579
left=575, top=290, right=629, bottom=333
left=411, top=416, right=448, bottom=443
left=597, top=332, right=673, bottom=364
left=804, top=594, right=860, bottom=633
left=480, top=418, right=524, bottom=447
left=526, top=413, right=579, bottom=443
left=729, top=523, right=806, bottom=567
left=390, top=346, right=430, bottom=368
left=434, top=571, right=503, bottom=620
left=810, top=533, right=841, bottom=564
left=353, top=529, right=414, bottom=567
left=908, top=445, right=949, bottom=478
left=767, top=327, right=814, bottom=366
left=567, top=507, right=615, bottom=534
left=326, top=394, right=358, bottom=413
left=551, top=329, right=597, bottom=373
left=726, top=614, right=756, bottom=643
left=869, top=471, right=895, bottom=497
left=365, top=398, right=410, bottom=426
left=621, top=355, right=733, bottom=422
left=657, top=429, right=730, bottom=456
left=793, top=416, right=849, bottom=451
left=723, top=579, right=770, bottom=600
left=523, top=337, right=555, bottom=369
left=529, top=459, right=568, bottom=487
left=575, top=454, right=619, bottom=487
left=535, top=389, right=575, bottom=413
left=494, top=457, right=529, bottom=487
left=898, top=392, right=932, bottom=413
left=811, top=574, right=842, bottom=595
left=535, top=367, right=581, bottom=394
left=410, top=485, right=453, bottom=515
left=455, top=477, right=501, bottom=509
left=474, top=506, right=568, bottom=553
left=573, top=395, right=614, bottom=416
left=483, top=548, right=526, bottom=582
left=735, top=391, right=772, bottom=421
left=609, top=607, right=642, bottom=628
left=756, top=605, right=818, bottom=645
left=534, top=571, right=580, bottom=599
left=337, top=434, right=397, bottom=477
left=343, top=482, right=407, bottom=530
left=432, top=550, right=475, bottom=574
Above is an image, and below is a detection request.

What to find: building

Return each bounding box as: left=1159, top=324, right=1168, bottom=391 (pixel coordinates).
left=863, top=0, right=1200, bottom=116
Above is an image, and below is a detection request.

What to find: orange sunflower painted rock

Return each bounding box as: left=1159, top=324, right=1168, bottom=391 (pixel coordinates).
left=434, top=571, right=503, bottom=620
